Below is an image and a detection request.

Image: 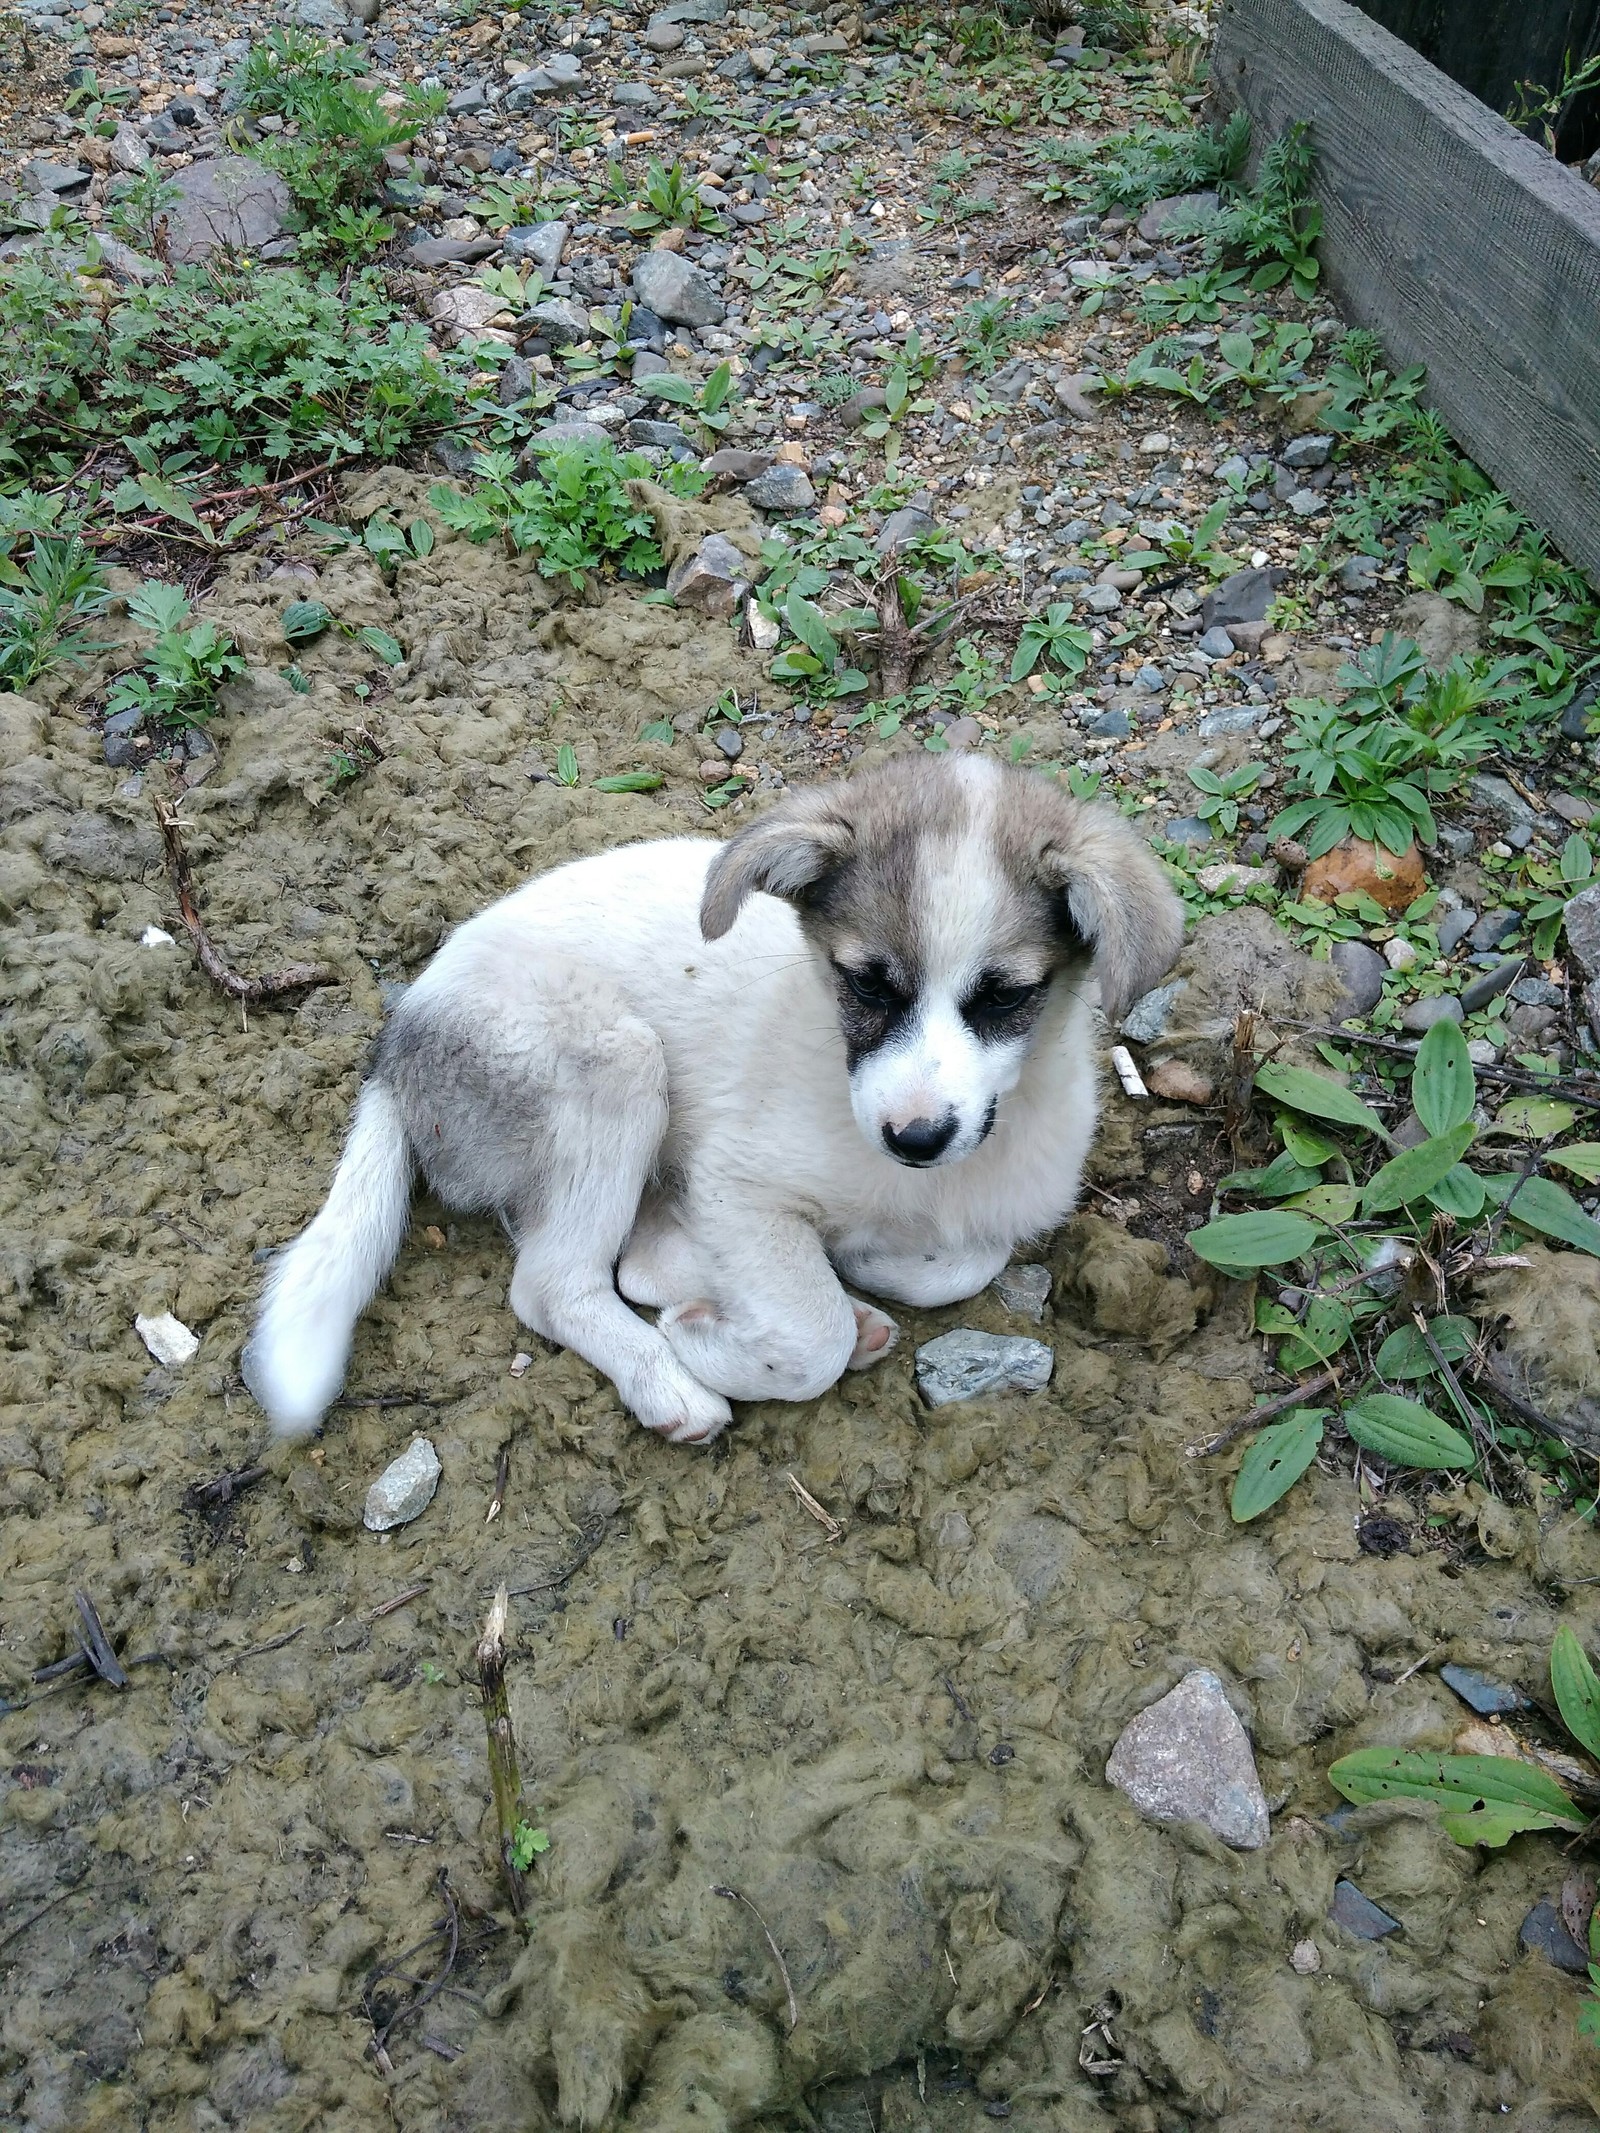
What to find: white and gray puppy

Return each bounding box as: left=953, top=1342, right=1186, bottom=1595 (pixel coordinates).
left=246, top=753, right=1183, bottom=1445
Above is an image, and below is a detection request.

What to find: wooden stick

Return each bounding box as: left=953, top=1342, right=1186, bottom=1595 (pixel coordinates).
left=1186, top=1364, right=1343, bottom=1458
left=476, top=1589, right=526, bottom=1921
left=74, top=1591, right=128, bottom=1689
left=713, top=1884, right=798, bottom=2030
left=154, top=796, right=335, bottom=1004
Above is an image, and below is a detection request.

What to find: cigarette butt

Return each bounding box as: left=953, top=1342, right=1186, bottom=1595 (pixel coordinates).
left=1110, top=1045, right=1148, bottom=1099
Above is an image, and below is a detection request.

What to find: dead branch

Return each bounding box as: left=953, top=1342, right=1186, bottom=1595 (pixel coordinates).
left=476, top=1589, right=527, bottom=1921
left=1187, top=1364, right=1344, bottom=1458
left=155, top=796, right=335, bottom=1003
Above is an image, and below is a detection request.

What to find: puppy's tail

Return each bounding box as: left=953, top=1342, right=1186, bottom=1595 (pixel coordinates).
left=243, top=1080, right=414, bottom=1436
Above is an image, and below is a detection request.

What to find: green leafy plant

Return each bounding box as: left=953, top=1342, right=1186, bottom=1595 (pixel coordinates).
left=1053, top=111, right=1252, bottom=214
left=232, top=31, right=444, bottom=217
left=954, top=297, right=1066, bottom=376
left=430, top=441, right=668, bottom=590
left=769, top=589, right=869, bottom=700
left=636, top=360, right=737, bottom=443
left=105, top=580, right=245, bottom=731
left=0, top=536, right=112, bottom=689
left=1168, top=120, right=1322, bottom=300
left=626, top=159, right=725, bottom=235
left=1198, top=1022, right=1600, bottom=1525
left=1010, top=603, right=1094, bottom=683
left=1187, top=760, right=1263, bottom=836
left=306, top=512, right=436, bottom=577
left=510, top=1819, right=551, bottom=1869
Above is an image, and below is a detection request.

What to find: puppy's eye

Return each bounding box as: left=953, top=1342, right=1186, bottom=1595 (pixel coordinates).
left=968, top=976, right=1041, bottom=1017
left=838, top=963, right=904, bottom=1012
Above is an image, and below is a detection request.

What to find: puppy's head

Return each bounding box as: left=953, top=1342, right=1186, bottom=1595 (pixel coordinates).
left=701, top=755, right=1184, bottom=1169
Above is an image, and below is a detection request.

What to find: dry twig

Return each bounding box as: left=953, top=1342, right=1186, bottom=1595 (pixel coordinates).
left=155, top=795, right=335, bottom=1003
left=476, top=1589, right=527, bottom=1920
left=712, top=1884, right=799, bottom=2030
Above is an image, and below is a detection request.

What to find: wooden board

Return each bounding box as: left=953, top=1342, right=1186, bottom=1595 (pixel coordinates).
left=1356, top=0, right=1600, bottom=159
left=1213, top=0, right=1600, bottom=588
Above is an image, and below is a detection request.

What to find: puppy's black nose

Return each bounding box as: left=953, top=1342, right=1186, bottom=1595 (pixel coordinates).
left=883, top=1114, right=958, bottom=1165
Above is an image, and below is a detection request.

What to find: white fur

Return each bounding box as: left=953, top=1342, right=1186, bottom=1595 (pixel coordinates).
left=248, top=794, right=1135, bottom=1445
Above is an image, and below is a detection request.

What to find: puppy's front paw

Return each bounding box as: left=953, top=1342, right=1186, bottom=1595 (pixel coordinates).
left=846, top=1298, right=899, bottom=1371
left=633, top=1351, right=731, bottom=1446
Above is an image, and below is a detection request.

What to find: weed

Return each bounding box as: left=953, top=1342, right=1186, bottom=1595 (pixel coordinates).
left=1187, top=760, right=1263, bottom=835
left=1010, top=603, right=1094, bottom=683
left=1139, top=265, right=1250, bottom=324
left=105, top=581, right=245, bottom=732
left=0, top=536, right=113, bottom=690
left=231, top=31, right=443, bottom=218
left=430, top=440, right=678, bottom=589
left=1169, top=121, right=1322, bottom=300
left=954, top=298, right=1066, bottom=375
left=769, top=590, right=870, bottom=700
left=510, top=1820, right=550, bottom=1868
left=306, top=512, right=436, bottom=577
left=104, top=165, right=181, bottom=254
left=636, top=360, right=737, bottom=445
left=625, top=159, right=725, bottom=235
left=1059, top=110, right=1251, bottom=214
left=1197, top=1018, right=1600, bottom=1528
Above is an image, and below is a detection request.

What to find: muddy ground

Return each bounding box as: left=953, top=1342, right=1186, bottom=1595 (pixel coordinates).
left=3, top=478, right=1600, bottom=2133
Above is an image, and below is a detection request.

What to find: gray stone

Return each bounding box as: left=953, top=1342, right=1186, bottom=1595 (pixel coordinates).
left=612, top=81, right=661, bottom=108
left=914, top=1329, right=1053, bottom=1408
left=1106, top=1669, right=1269, bottom=1851
left=1281, top=433, right=1333, bottom=469
left=872, top=509, right=936, bottom=560
left=363, top=1436, right=441, bottom=1532
left=665, top=533, right=748, bottom=618
left=96, top=235, right=161, bottom=284
left=405, top=234, right=497, bottom=267
left=504, top=219, right=568, bottom=272
left=1511, top=975, right=1564, bottom=1008
left=1286, top=487, right=1324, bottom=517
left=520, top=297, right=592, bottom=347
left=1330, top=1880, right=1401, bottom=1940
left=1163, top=815, right=1212, bottom=848
left=743, top=463, right=814, bottom=512
left=652, top=0, right=727, bottom=20
left=1121, top=979, right=1184, bottom=1043
left=163, top=156, right=290, bottom=265
left=1440, top=1663, right=1528, bottom=1716
left=1437, top=906, right=1477, bottom=954
left=1470, top=908, right=1520, bottom=953
left=447, top=80, right=490, bottom=115
left=1197, top=626, right=1237, bottom=660
left=297, top=0, right=349, bottom=28
left=1330, top=938, right=1387, bottom=1017
left=642, top=19, right=685, bottom=49
left=1338, top=552, right=1381, bottom=592
left=1470, top=773, right=1534, bottom=831
left=1460, top=957, right=1525, bottom=1013
left=1089, top=708, right=1130, bottom=739
left=1560, top=683, right=1598, bottom=741
left=1084, top=584, right=1122, bottom=614
left=496, top=356, right=537, bottom=406
left=1564, top=884, right=1600, bottom=980
left=1437, top=824, right=1475, bottom=860
left=993, top=1263, right=1052, bottom=1322
left=990, top=1513, right=1073, bottom=1600
left=524, top=419, right=611, bottom=453
left=1198, top=704, right=1259, bottom=736
left=1136, top=188, right=1219, bottom=242
left=1521, top=1902, right=1589, bottom=1975
left=1201, top=566, right=1286, bottom=630
left=109, top=122, right=150, bottom=173
left=23, top=159, right=91, bottom=194
left=1399, top=995, right=1464, bottom=1034
left=632, top=248, right=724, bottom=327
left=627, top=417, right=692, bottom=449
left=714, top=724, right=743, bottom=761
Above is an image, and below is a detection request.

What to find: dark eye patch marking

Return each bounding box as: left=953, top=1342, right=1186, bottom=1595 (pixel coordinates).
left=833, top=960, right=916, bottom=1069
left=961, top=968, right=1048, bottom=1044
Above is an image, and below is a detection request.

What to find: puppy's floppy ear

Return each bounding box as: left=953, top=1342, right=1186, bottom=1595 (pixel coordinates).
left=1034, top=798, right=1186, bottom=1023
left=700, top=789, right=856, bottom=940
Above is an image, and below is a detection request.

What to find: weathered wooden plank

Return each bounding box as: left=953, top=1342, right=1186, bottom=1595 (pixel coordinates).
left=1213, top=0, right=1600, bottom=588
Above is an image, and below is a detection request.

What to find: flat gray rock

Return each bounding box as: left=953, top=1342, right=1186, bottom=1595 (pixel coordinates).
left=1329, top=1879, right=1401, bottom=1939
left=1106, top=1668, right=1269, bottom=1850
left=519, top=296, right=592, bottom=348
left=1564, top=884, right=1600, bottom=981
left=1201, top=566, right=1285, bottom=630
left=915, top=1329, right=1053, bottom=1408
left=993, top=1263, right=1051, bottom=1321
left=743, top=463, right=815, bottom=512
left=1330, top=938, right=1386, bottom=1017
left=633, top=248, right=725, bottom=327
left=504, top=219, right=568, bottom=272
left=364, top=1436, right=441, bottom=1532
left=1120, top=979, right=1183, bottom=1043
left=163, top=156, right=290, bottom=265
left=665, top=533, right=748, bottom=618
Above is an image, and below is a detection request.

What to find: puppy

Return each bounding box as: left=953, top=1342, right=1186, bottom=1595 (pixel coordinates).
left=245, top=754, right=1183, bottom=1444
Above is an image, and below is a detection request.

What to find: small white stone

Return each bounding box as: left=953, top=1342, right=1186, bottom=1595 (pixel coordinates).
left=747, top=604, right=781, bottom=652
left=140, top=925, right=176, bottom=948
left=135, top=1311, right=199, bottom=1367
left=1290, top=1937, right=1322, bottom=1975
left=364, top=1436, right=442, bottom=1532
left=510, top=1351, right=533, bottom=1377
left=1383, top=936, right=1418, bottom=971
left=1195, top=860, right=1276, bottom=896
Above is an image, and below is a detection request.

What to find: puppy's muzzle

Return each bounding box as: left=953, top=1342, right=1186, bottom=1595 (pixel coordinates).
left=882, top=1113, right=959, bottom=1166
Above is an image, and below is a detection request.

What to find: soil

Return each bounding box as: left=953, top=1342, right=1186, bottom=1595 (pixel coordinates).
left=4, top=506, right=1600, bottom=2132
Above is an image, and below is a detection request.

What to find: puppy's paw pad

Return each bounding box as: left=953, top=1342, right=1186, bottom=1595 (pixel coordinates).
left=659, top=1299, right=721, bottom=1332
left=636, top=1361, right=731, bottom=1446
left=846, top=1299, right=899, bottom=1370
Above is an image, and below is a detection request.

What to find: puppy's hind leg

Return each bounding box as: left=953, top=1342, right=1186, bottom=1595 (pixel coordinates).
left=505, top=1017, right=731, bottom=1446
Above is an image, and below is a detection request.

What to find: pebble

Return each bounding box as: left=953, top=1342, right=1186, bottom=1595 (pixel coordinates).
left=1084, top=584, right=1122, bottom=614
left=1105, top=1668, right=1269, bottom=1850
left=993, top=1263, right=1052, bottom=1321
left=1564, top=884, right=1600, bottom=980
left=1196, top=860, right=1275, bottom=895
left=1282, top=433, right=1333, bottom=469
left=1197, top=705, right=1259, bottom=736
left=135, top=1311, right=199, bottom=1368
left=1459, top=956, right=1525, bottom=1013
left=1400, top=995, right=1464, bottom=1033
left=1202, top=566, right=1284, bottom=630
left=1436, top=906, right=1477, bottom=954
left=1120, top=979, right=1184, bottom=1044
left=665, top=533, right=748, bottom=618
left=1440, top=1663, right=1528, bottom=1716
left=632, top=248, right=725, bottom=327
left=743, top=463, right=815, bottom=511
left=162, top=155, right=291, bottom=265
left=1329, top=1880, right=1401, bottom=1940
left=1330, top=938, right=1387, bottom=1016
left=1147, top=1059, right=1214, bottom=1104
left=1383, top=936, right=1418, bottom=972
left=1290, top=1938, right=1322, bottom=1975
left=364, top=1436, right=442, bottom=1532
left=1469, top=908, right=1520, bottom=953
left=1338, top=553, right=1381, bottom=591
left=1088, top=707, right=1129, bottom=738
left=1520, top=1901, right=1589, bottom=1975
left=914, top=1329, right=1053, bottom=1408
left=504, top=220, right=569, bottom=272
left=1163, top=816, right=1212, bottom=848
